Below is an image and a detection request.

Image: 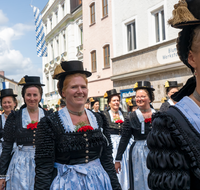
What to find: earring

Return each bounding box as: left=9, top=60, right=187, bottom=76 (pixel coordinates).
left=194, top=69, right=198, bottom=77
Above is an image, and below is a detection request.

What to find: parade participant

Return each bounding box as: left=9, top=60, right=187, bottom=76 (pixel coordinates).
left=115, top=81, right=155, bottom=190
left=0, top=89, right=17, bottom=156
left=43, top=104, right=48, bottom=111
left=147, top=0, right=200, bottom=189
left=159, top=80, right=179, bottom=112
left=59, top=98, right=66, bottom=109
left=127, top=98, right=138, bottom=112
left=89, top=97, right=101, bottom=112
left=55, top=104, right=59, bottom=111
left=104, top=89, right=133, bottom=190
left=84, top=98, right=90, bottom=109
left=34, top=61, right=121, bottom=190
left=0, top=76, right=53, bottom=190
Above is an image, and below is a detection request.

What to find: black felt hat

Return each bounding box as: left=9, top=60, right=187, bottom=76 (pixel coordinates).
left=53, top=60, right=91, bottom=79
left=168, top=0, right=200, bottom=28
left=164, top=81, right=179, bottom=88
left=43, top=105, right=47, bottom=108
left=104, top=89, right=120, bottom=98
left=0, top=88, right=17, bottom=99
left=133, top=81, right=155, bottom=91
left=18, top=75, right=44, bottom=86
left=60, top=99, right=66, bottom=106
left=89, top=97, right=99, bottom=107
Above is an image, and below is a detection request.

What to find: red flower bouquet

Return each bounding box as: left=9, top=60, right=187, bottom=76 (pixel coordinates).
left=27, top=121, right=38, bottom=130
left=77, top=125, right=94, bottom=132
left=115, top=119, right=124, bottom=124
left=144, top=118, right=152, bottom=123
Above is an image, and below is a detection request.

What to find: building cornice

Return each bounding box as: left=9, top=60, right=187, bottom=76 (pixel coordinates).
left=112, top=39, right=176, bottom=62
left=111, top=62, right=187, bottom=81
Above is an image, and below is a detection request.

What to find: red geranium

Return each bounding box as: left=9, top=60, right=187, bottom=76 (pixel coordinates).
left=27, top=121, right=38, bottom=130
left=115, top=119, right=123, bottom=124
left=144, top=118, right=152, bottom=123
left=77, top=125, right=94, bottom=132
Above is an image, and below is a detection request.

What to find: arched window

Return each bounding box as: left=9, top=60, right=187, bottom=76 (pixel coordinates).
left=90, top=3, right=95, bottom=24
left=103, top=45, right=110, bottom=68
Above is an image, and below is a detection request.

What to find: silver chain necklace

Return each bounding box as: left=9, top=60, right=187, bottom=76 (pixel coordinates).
left=139, top=108, right=151, bottom=113
left=67, top=108, right=85, bottom=116
left=193, top=89, right=200, bottom=102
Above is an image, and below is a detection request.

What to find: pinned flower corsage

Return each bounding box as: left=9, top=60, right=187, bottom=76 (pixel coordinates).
left=115, top=119, right=123, bottom=124
left=144, top=118, right=152, bottom=123
left=75, top=121, right=94, bottom=132
left=27, top=121, right=38, bottom=130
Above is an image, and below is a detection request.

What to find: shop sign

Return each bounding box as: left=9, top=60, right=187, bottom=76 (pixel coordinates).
left=157, top=42, right=180, bottom=64
left=120, top=88, right=136, bottom=98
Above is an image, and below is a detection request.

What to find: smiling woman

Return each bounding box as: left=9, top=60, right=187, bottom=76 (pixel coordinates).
left=34, top=60, right=122, bottom=190
left=0, top=75, right=53, bottom=190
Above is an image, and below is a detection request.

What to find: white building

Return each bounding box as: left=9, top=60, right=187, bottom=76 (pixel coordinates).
left=41, top=0, right=83, bottom=109
left=111, top=0, right=192, bottom=110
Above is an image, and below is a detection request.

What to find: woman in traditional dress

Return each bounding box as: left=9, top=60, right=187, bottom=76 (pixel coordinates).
left=159, top=81, right=179, bottom=112
left=104, top=89, right=133, bottom=190
left=147, top=0, right=200, bottom=189
left=0, top=89, right=17, bottom=156
left=34, top=60, right=121, bottom=190
left=115, top=81, right=156, bottom=190
left=90, top=97, right=101, bottom=113
left=0, top=76, right=52, bottom=190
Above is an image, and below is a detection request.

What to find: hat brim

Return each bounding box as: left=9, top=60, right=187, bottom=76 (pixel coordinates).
left=19, top=82, right=45, bottom=86
left=134, top=87, right=155, bottom=91
left=172, top=20, right=200, bottom=29
left=0, top=94, right=17, bottom=99
left=54, top=70, right=92, bottom=79
left=105, top=93, right=120, bottom=98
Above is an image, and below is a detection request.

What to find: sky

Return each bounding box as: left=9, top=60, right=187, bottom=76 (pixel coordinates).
left=0, top=0, right=48, bottom=83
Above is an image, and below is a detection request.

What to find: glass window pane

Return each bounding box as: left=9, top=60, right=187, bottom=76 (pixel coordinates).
left=161, top=10, right=166, bottom=40
left=155, top=13, right=160, bottom=42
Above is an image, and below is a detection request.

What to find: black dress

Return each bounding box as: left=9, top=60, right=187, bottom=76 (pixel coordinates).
left=147, top=106, right=200, bottom=190
left=34, top=110, right=121, bottom=190
left=116, top=111, right=152, bottom=190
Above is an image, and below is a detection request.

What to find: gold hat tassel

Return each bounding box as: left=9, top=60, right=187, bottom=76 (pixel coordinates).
left=168, top=0, right=198, bottom=26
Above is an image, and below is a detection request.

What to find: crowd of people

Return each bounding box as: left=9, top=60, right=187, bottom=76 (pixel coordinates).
left=0, top=0, right=200, bottom=189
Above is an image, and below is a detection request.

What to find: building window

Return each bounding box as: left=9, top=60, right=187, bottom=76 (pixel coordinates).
left=154, top=9, right=166, bottom=42
left=103, top=45, right=110, bottom=68
left=91, top=51, right=97, bottom=72
left=62, top=4, right=65, bottom=17
left=55, top=12, right=58, bottom=25
left=79, top=0, right=82, bottom=4
left=102, top=0, right=108, bottom=17
left=56, top=39, right=59, bottom=57
left=50, top=18, right=52, bottom=30
left=90, top=3, right=95, bottom=24
left=127, top=22, right=136, bottom=51
left=63, top=34, right=66, bottom=52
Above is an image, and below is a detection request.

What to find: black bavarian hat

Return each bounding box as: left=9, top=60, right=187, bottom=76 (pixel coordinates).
left=164, top=81, right=179, bottom=88
left=133, top=81, right=155, bottom=91
left=89, top=97, right=99, bottom=107
left=0, top=88, right=17, bottom=99
left=53, top=60, right=91, bottom=79
left=168, top=0, right=200, bottom=28
left=104, top=89, right=120, bottom=98
left=18, top=75, right=44, bottom=86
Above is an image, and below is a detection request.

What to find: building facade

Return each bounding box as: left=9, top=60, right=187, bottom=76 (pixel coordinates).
left=82, top=0, right=113, bottom=110
left=0, top=71, right=23, bottom=109
left=111, top=0, right=192, bottom=110
left=41, top=0, right=83, bottom=109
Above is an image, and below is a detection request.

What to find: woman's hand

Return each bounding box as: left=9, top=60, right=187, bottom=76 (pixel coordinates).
left=115, top=161, right=121, bottom=174
left=0, top=179, right=6, bottom=190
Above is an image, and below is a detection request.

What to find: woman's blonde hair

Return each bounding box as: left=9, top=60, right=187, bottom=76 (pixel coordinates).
left=57, top=73, right=88, bottom=98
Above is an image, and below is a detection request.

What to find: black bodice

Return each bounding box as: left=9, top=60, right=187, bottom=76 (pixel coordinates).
left=159, top=101, right=170, bottom=112
left=115, top=111, right=152, bottom=161
left=0, top=115, right=3, bottom=141
left=103, top=108, right=127, bottom=135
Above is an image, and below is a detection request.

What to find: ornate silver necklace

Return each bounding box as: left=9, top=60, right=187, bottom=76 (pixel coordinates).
left=111, top=109, right=118, bottom=114
left=193, top=89, right=200, bottom=102
left=67, top=108, right=85, bottom=116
